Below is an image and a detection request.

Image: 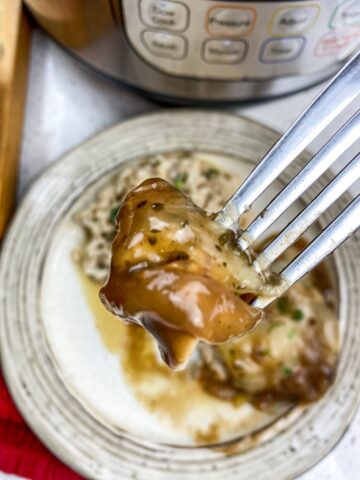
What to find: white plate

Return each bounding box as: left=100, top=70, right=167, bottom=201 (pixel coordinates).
left=1, top=111, right=360, bottom=479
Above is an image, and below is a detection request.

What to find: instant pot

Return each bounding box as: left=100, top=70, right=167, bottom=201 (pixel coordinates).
left=25, top=0, right=360, bottom=102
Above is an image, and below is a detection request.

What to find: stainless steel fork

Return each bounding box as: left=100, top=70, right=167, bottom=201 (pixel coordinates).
left=216, top=50, right=360, bottom=308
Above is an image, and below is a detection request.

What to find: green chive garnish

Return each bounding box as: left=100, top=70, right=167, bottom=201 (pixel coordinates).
left=109, top=205, right=120, bottom=224
left=173, top=172, right=188, bottom=190
left=277, top=296, right=290, bottom=314
left=282, top=366, right=293, bottom=377
left=203, top=168, right=219, bottom=179
left=287, top=328, right=297, bottom=339
left=292, top=309, right=304, bottom=321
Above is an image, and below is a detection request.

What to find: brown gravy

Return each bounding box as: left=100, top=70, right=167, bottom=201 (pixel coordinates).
left=79, top=269, right=258, bottom=443
left=100, top=178, right=275, bottom=369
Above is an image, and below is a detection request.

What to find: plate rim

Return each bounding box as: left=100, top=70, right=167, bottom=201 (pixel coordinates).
left=1, top=110, right=359, bottom=480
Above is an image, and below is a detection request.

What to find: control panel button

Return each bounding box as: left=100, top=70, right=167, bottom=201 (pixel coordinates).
left=139, top=0, right=189, bottom=32
left=141, top=30, right=187, bottom=59
left=330, top=1, right=360, bottom=29
left=259, top=37, right=305, bottom=63
left=202, top=39, right=248, bottom=64
left=270, top=5, right=320, bottom=36
left=206, top=7, right=256, bottom=37
left=315, top=29, right=360, bottom=56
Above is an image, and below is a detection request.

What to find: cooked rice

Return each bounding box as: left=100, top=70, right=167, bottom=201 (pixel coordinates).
left=73, top=151, right=243, bottom=282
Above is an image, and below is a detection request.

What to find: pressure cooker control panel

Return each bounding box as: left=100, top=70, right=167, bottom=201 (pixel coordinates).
left=121, top=0, right=360, bottom=80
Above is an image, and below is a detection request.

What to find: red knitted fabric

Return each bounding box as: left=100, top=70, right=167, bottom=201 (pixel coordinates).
left=0, top=373, right=83, bottom=480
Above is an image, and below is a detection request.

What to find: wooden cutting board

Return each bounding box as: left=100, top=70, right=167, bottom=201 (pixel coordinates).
left=0, top=0, right=31, bottom=238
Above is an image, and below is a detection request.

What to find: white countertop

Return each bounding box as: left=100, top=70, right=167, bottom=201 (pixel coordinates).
left=17, top=28, right=360, bottom=479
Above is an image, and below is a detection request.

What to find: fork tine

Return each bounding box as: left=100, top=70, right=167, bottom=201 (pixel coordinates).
left=239, top=110, right=360, bottom=250
left=253, top=153, right=360, bottom=272
left=252, top=194, right=360, bottom=309
left=281, top=194, right=360, bottom=287
left=216, top=51, right=360, bottom=230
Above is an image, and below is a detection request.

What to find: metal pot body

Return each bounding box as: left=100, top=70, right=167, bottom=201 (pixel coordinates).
left=25, top=0, right=360, bottom=102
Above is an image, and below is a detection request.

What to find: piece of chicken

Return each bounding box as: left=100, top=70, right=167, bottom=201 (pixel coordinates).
left=198, top=279, right=338, bottom=404
left=100, top=178, right=279, bottom=370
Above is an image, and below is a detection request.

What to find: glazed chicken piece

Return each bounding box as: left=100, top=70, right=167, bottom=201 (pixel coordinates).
left=100, top=178, right=278, bottom=370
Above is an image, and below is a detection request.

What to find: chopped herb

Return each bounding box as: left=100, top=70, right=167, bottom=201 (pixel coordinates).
left=203, top=168, right=219, bottom=179
left=223, top=261, right=227, bottom=267
left=180, top=219, right=189, bottom=228
left=282, top=366, right=293, bottom=377
left=287, top=328, right=297, bottom=339
left=215, top=244, right=222, bottom=252
left=258, top=349, right=269, bottom=356
left=177, top=150, right=191, bottom=160
left=277, top=296, right=291, bottom=314
left=109, top=205, right=120, bottom=224
left=148, top=236, right=157, bottom=245
left=292, top=309, right=304, bottom=321
left=136, top=200, right=147, bottom=209
left=151, top=203, right=164, bottom=210
left=150, top=228, right=161, bottom=233
left=173, top=172, right=188, bottom=190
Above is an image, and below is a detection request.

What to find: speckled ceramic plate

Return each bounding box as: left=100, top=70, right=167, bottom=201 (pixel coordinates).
left=1, top=111, right=360, bottom=479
